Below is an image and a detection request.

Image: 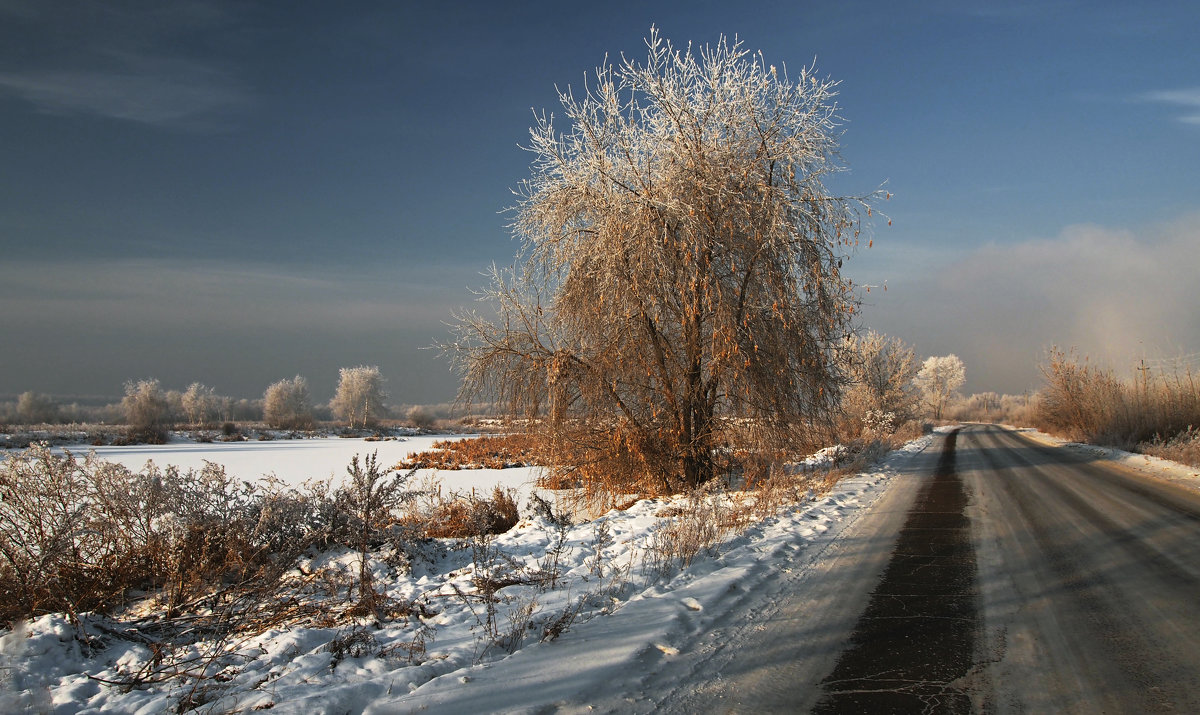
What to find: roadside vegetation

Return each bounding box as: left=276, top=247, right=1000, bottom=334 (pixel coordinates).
left=1034, top=347, right=1200, bottom=467
left=0, top=444, right=521, bottom=626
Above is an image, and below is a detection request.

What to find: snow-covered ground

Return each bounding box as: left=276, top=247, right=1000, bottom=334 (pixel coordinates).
left=9, top=427, right=1196, bottom=713
left=0, top=434, right=935, bottom=714
left=53, top=433, right=542, bottom=505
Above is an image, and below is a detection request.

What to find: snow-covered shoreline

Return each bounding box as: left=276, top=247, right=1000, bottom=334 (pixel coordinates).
left=0, top=435, right=931, bottom=714
left=8, top=426, right=1199, bottom=713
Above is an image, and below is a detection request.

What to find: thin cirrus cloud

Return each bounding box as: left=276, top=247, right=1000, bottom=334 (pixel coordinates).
left=1142, top=88, right=1200, bottom=125
left=0, top=0, right=250, bottom=130
left=0, top=57, right=251, bottom=130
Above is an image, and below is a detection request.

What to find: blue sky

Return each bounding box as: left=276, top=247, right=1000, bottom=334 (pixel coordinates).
left=1, top=0, right=1197, bottom=404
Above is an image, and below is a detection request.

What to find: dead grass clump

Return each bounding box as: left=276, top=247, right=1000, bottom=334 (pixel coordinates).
left=423, top=487, right=520, bottom=539
left=643, top=491, right=730, bottom=580
left=1142, top=426, right=1200, bottom=468
left=395, top=434, right=544, bottom=470
left=1036, top=347, right=1200, bottom=452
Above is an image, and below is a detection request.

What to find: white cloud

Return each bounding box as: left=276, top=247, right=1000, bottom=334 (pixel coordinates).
left=0, top=66, right=249, bottom=129
left=861, top=212, right=1200, bottom=393
left=1142, top=88, right=1200, bottom=125
left=0, top=1, right=251, bottom=130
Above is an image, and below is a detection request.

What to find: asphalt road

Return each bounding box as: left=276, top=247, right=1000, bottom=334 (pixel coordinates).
left=965, top=424, right=1200, bottom=713
left=659, top=424, right=1200, bottom=713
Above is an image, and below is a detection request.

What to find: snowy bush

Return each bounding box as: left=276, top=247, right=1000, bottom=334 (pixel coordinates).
left=181, top=382, right=219, bottom=427
left=840, top=331, right=919, bottom=437
left=263, top=375, right=314, bottom=430
left=121, top=378, right=170, bottom=443
left=914, top=355, right=966, bottom=420
left=16, top=391, right=58, bottom=425
left=406, top=404, right=436, bottom=429
left=330, top=365, right=387, bottom=429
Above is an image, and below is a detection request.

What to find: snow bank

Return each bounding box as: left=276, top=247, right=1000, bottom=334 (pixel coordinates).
left=1, top=436, right=935, bottom=714
left=1013, top=426, right=1200, bottom=492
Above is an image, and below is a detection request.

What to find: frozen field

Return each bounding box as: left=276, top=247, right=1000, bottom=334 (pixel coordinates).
left=58, top=434, right=541, bottom=502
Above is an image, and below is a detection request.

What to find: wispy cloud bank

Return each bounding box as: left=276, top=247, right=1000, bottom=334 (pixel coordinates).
left=0, top=60, right=250, bottom=129
left=1142, top=88, right=1200, bottom=125
left=0, top=0, right=251, bottom=130
left=863, top=211, right=1200, bottom=393
left=0, top=257, right=473, bottom=400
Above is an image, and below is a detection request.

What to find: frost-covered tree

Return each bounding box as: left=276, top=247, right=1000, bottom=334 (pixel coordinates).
left=449, top=28, right=878, bottom=494
left=915, top=355, right=966, bottom=420
left=181, top=382, right=218, bottom=427
left=164, top=390, right=185, bottom=425
left=330, top=366, right=387, bottom=429
left=16, top=391, right=58, bottom=425
left=263, top=376, right=314, bottom=430
left=122, top=378, right=170, bottom=442
left=406, top=404, right=435, bottom=430
left=842, top=331, right=919, bottom=436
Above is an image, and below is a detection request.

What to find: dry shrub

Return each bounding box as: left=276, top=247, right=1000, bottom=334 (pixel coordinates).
left=395, top=434, right=543, bottom=470
left=1037, top=347, right=1200, bottom=451
left=946, top=392, right=1038, bottom=426
left=643, top=488, right=742, bottom=580
left=423, top=486, right=520, bottom=539
left=0, top=447, right=264, bottom=623
left=0, top=446, right=118, bottom=621
left=1142, top=426, right=1200, bottom=468
left=0, top=444, right=436, bottom=626
left=534, top=421, right=765, bottom=518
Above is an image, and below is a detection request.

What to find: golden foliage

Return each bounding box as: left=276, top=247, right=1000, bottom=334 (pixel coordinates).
left=394, top=434, right=544, bottom=471
left=447, top=28, right=875, bottom=501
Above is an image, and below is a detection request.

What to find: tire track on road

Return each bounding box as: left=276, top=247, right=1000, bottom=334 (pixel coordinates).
left=814, top=429, right=977, bottom=713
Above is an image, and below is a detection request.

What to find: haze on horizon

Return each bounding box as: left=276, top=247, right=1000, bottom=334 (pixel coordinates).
left=1, top=1, right=1197, bottom=404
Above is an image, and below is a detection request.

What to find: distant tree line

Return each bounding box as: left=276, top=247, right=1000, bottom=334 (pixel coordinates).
left=0, top=365, right=415, bottom=437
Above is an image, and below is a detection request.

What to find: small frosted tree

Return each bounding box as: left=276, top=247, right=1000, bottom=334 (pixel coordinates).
left=406, top=404, right=435, bottom=430
left=330, top=366, right=388, bottom=429
left=122, top=378, right=170, bottom=442
left=16, top=391, right=58, bottom=425
left=842, top=331, right=919, bottom=436
left=263, top=375, right=314, bottom=430
left=181, top=382, right=217, bottom=427
left=915, top=355, right=966, bottom=420
left=164, top=390, right=185, bottom=425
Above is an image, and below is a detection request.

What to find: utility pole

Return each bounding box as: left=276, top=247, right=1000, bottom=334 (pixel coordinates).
left=1136, top=358, right=1151, bottom=396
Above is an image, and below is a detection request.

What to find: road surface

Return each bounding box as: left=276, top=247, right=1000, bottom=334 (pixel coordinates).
left=651, top=424, right=1200, bottom=713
